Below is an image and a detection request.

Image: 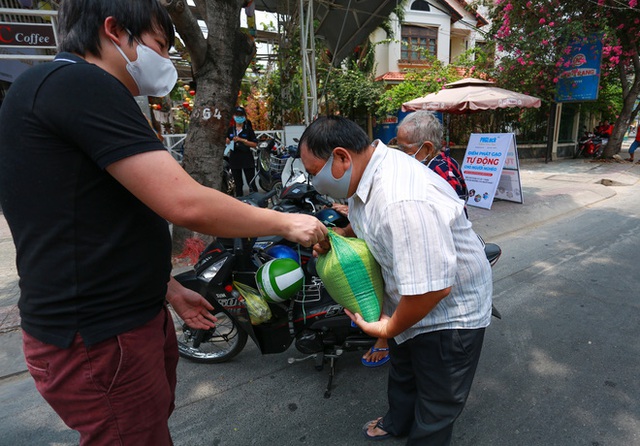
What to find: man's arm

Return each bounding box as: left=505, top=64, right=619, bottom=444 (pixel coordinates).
left=346, top=287, right=452, bottom=339
left=106, top=150, right=326, bottom=246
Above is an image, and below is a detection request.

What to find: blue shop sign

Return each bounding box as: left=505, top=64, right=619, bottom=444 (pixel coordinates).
left=555, top=35, right=603, bottom=103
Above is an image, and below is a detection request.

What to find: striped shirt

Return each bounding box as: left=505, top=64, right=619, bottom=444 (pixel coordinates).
left=426, top=153, right=468, bottom=201
left=347, top=141, right=492, bottom=344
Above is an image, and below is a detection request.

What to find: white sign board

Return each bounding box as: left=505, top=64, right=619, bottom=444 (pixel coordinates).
left=283, top=125, right=306, bottom=147
left=461, top=133, right=523, bottom=210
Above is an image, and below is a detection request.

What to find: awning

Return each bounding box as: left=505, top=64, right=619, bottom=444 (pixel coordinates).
left=253, top=0, right=397, bottom=65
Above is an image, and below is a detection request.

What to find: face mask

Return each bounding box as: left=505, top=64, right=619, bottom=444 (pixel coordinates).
left=234, top=116, right=246, bottom=124
left=311, top=153, right=353, bottom=199
left=409, top=143, right=425, bottom=160
left=112, top=36, right=177, bottom=97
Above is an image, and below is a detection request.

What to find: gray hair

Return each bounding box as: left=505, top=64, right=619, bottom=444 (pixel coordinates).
left=397, top=111, right=443, bottom=149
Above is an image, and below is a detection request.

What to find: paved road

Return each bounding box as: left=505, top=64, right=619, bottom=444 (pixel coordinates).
left=0, top=156, right=639, bottom=445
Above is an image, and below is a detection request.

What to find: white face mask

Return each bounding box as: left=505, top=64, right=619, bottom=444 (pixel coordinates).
left=112, top=36, right=177, bottom=97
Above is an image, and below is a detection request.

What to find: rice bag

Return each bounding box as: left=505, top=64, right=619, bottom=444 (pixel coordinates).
left=315, top=229, right=383, bottom=322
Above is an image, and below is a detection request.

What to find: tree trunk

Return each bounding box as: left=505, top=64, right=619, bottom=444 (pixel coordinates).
left=163, top=0, right=255, bottom=255
left=602, top=47, right=640, bottom=158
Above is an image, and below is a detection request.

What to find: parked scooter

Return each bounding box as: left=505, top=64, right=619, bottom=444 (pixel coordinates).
left=255, top=137, right=289, bottom=197
left=222, top=157, right=235, bottom=197
left=574, top=131, right=604, bottom=158
left=280, top=144, right=309, bottom=188
left=172, top=233, right=371, bottom=397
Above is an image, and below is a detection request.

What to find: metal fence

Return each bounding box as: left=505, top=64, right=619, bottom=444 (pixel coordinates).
left=162, top=130, right=285, bottom=164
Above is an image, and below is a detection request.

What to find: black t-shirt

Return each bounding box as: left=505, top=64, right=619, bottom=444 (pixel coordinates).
left=227, top=122, right=257, bottom=169
left=0, top=53, right=171, bottom=348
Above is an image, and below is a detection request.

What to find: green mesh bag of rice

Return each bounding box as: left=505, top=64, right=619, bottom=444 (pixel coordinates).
left=316, top=229, right=384, bottom=322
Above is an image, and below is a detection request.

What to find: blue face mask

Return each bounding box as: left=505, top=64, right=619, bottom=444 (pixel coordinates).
left=234, top=116, right=246, bottom=124
left=311, top=153, right=353, bottom=199
left=408, top=142, right=425, bottom=159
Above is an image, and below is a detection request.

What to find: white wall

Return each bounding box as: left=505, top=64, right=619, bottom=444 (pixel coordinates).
left=372, top=0, right=487, bottom=78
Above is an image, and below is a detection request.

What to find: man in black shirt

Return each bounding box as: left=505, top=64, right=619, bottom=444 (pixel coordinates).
left=0, top=1, right=326, bottom=445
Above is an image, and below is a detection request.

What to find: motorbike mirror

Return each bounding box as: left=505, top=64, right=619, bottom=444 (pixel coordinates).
left=288, top=145, right=300, bottom=158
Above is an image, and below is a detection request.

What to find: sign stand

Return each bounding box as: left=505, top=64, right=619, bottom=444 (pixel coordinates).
left=461, top=133, right=523, bottom=210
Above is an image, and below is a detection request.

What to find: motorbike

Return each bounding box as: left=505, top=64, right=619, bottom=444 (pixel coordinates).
left=574, top=131, right=604, bottom=158
left=172, top=234, right=371, bottom=398
left=222, top=157, right=235, bottom=197
left=279, top=143, right=309, bottom=189
left=255, top=137, right=290, bottom=198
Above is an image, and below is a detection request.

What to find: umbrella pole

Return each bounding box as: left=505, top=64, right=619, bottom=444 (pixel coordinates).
left=445, top=113, right=450, bottom=150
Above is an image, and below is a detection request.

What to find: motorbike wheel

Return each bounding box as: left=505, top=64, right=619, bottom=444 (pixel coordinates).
left=255, top=174, right=271, bottom=193
left=271, top=181, right=283, bottom=205
left=572, top=143, right=582, bottom=159
left=222, top=169, right=236, bottom=197
left=257, top=151, right=272, bottom=192
left=168, top=306, right=248, bottom=363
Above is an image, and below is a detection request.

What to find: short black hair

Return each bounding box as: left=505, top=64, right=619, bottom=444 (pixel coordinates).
left=58, top=0, right=175, bottom=57
left=299, top=116, right=370, bottom=159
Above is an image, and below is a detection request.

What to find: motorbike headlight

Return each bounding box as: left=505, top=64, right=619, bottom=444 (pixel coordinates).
left=198, top=257, right=229, bottom=281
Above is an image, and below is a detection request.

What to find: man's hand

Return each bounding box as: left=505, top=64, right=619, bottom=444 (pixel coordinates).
left=346, top=288, right=451, bottom=338
left=166, top=277, right=217, bottom=330
left=332, top=203, right=349, bottom=217
left=282, top=213, right=328, bottom=248
left=345, top=309, right=391, bottom=338
left=312, top=226, right=348, bottom=256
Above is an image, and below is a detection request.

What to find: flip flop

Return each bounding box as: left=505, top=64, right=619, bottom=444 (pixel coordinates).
left=361, top=347, right=390, bottom=367
left=362, top=418, right=392, bottom=441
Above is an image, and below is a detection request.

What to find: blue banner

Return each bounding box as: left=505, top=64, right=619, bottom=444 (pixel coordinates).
left=555, top=35, right=603, bottom=103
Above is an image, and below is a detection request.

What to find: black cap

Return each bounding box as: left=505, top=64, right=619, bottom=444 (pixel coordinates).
left=234, top=106, right=246, bottom=115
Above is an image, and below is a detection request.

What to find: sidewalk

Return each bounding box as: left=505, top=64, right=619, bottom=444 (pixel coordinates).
left=1, top=156, right=639, bottom=379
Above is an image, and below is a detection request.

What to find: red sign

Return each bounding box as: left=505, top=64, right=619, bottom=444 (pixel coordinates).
left=0, top=23, right=56, bottom=48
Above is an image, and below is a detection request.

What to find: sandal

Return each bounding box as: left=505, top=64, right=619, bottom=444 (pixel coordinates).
left=626, top=158, right=634, bottom=162
left=362, top=417, right=392, bottom=441
left=361, top=347, right=390, bottom=367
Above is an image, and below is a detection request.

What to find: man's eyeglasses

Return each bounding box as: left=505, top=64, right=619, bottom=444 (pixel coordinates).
left=395, top=142, right=419, bottom=153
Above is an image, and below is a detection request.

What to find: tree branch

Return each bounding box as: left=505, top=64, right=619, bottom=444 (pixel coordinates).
left=162, top=0, right=208, bottom=72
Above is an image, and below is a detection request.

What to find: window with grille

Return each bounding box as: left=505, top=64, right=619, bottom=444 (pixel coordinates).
left=401, top=25, right=437, bottom=62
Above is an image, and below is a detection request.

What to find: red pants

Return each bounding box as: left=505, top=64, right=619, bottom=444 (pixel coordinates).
left=22, top=307, right=179, bottom=446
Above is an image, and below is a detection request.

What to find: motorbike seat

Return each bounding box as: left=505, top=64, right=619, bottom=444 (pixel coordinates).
left=484, top=243, right=502, bottom=266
